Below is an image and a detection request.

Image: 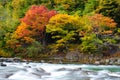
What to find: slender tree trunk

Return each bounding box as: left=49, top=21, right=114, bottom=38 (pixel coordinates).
left=42, top=26, right=46, bottom=51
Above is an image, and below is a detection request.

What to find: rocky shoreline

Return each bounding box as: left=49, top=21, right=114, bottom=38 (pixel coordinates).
left=0, top=57, right=30, bottom=63
left=94, top=58, right=120, bottom=65
left=39, top=57, right=120, bottom=65
left=0, top=57, right=120, bottom=66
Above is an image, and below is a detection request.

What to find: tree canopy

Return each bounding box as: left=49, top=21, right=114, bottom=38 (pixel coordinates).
left=0, top=0, right=120, bottom=58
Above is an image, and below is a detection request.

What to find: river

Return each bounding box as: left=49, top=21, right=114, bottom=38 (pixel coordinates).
left=0, top=62, right=120, bottom=80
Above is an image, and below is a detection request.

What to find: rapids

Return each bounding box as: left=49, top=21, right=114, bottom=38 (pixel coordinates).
left=0, top=62, right=120, bottom=80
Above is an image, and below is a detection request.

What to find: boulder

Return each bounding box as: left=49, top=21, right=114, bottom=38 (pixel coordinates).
left=66, top=51, right=80, bottom=61
left=40, top=60, right=45, bottom=63
left=0, top=57, right=21, bottom=62
left=56, top=67, right=82, bottom=71
left=95, top=61, right=100, bottom=65
left=0, top=62, right=7, bottom=66
left=109, top=58, right=116, bottom=65
left=105, top=59, right=110, bottom=63
left=27, top=68, right=51, bottom=76
left=56, top=67, right=66, bottom=71
left=37, top=68, right=46, bottom=72
left=116, top=59, right=120, bottom=65
left=0, top=58, right=6, bottom=62
left=6, top=58, right=14, bottom=62
left=87, top=71, right=97, bottom=75
left=13, top=57, right=21, bottom=62
left=79, top=70, right=88, bottom=75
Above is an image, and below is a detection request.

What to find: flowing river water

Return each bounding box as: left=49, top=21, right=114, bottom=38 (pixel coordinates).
left=0, top=62, right=120, bottom=80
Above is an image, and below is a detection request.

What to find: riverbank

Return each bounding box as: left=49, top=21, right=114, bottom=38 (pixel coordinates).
left=1, top=56, right=120, bottom=65
left=38, top=57, right=120, bottom=65
left=1, top=50, right=120, bottom=65
left=36, top=51, right=120, bottom=65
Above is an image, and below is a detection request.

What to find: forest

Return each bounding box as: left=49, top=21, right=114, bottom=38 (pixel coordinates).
left=0, top=0, right=120, bottom=61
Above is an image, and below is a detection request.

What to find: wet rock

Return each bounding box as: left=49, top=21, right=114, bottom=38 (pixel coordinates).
left=22, top=59, right=28, bottom=62
left=26, top=61, right=30, bottom=64
left=56, top=67, right=66, bottom=71
left=0, top=57, right=22, bottom=62
left=0, top=73, right=13, bottom=78
left=5, top=74, right=13, bottom=78
left=109, top=61, right=114, bottom=65
left=13, top=57, right=21, bottom=62
left=57, top=67, right=82, bottom=71
left=31, top=73, right=41, bottom=78
left=105, top=59, right=110, bottom=63
left=48, top=60, right=53, bottom=63
left=58, top=60, right=63, bottom=64
left=0, top=62, right=7, bottom=66
left=6, top=58, right=14, bottom=62
left=67, top=70, right=88, bottom=78
left=72, top=68, right=82, bottom=71
left=0, top=58, right=6, bottom=62
left=37, top=68, right=46, bottom=72
left=95, top=61, right=100, bottom=65
left=87, top=71, right=97, bottom=75
left=40, top=60, right=45, bottom=63
left=79, top=70, right=88, bottom=75
left=27, top=68, right=51, bottom=76
left=24, top=65, right=31, bottom=68
left=100, top=59, right=105, bottom=64
left=98, top=73, right=109, bottom=77
left=92, top=77, right=105, bottom=80
left=117, top=59, right=120, bottom=65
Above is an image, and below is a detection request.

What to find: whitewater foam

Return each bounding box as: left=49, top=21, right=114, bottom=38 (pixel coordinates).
left=0, top=62, right=120, bottom=80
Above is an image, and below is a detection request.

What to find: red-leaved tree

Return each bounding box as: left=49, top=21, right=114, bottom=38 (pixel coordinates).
left=15, top=5, right=57, bottom=45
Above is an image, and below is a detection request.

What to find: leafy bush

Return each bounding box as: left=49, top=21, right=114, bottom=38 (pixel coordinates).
left=0, top=49, right=11, bottom=57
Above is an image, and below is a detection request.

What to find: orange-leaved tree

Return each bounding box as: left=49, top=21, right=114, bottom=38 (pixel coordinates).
left=79, top=14, right=117, bottom=37
left=14, top=5, right=57, bottom=45
left=88, top=14, right=117, bottom=34
left=7, top=5, right=57, bottom=55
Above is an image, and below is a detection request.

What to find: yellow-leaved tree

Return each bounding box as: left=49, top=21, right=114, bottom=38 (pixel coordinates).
left=46, top=14, right=83, bottom=53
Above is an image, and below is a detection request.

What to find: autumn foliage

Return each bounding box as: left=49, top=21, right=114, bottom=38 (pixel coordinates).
left=0, top=0, right=119, bottom=58
left=88, top=14, right=117, bottom=34
left=46, top=14, right=82, bottom=52
left=15, top=5, right=57, bottom=43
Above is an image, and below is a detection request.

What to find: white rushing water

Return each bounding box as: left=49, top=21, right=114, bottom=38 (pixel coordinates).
left=0, top=62, right=120, bottom=80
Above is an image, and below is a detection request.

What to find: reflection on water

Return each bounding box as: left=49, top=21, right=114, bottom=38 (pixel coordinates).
left=0, top=62, right=120, bottom=80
